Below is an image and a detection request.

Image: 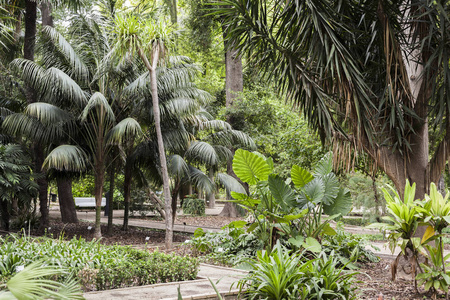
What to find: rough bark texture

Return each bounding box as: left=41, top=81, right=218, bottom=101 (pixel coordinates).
left=40, top=2, right=54, bottom=27
left=122, top=161, right=131, bottom=231
left=224, top=49, right=243, bottom=108
left=56, top=176, right=78, bottom=223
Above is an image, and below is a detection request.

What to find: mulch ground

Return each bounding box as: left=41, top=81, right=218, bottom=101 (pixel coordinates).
left=3, top=216, right=445, bottom=299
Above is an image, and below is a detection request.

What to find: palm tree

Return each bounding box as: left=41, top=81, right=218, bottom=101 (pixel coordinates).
left=4, top=23, right=142, bottom=238
left=114, top=15, right=176, bottom=248
left=214, top=0, right=450, bottom=199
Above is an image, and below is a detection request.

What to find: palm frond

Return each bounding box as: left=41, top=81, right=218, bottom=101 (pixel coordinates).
left=25, top=102, right=73, bottom=126
left=185, top=141, right=219, bottom=166
left=168, top=154, right=189, bottom=179
left=80, top=92, right=115, bottom=123
left=189, top=166, right=215, bottom=194
left=107, top=117, right=142, bottom=144
left=217, top=173, right=246, bottom=194
left=43, top=145, right=89, bottom=172
left=41, top=26, right=90, bottom=83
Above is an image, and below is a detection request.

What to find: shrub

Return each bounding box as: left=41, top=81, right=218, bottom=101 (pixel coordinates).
left=0, top=234, right=199, bottom=291
left=182, top=195, right=205, bottom=216
left=238, top=242, right=359, bottom=300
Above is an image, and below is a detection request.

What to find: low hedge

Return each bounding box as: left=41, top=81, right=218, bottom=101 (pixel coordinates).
left=0, top=234, right=199, bottom=291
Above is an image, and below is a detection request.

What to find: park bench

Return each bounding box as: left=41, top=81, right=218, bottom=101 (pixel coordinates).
left=74, top=197, right=106, bottom=208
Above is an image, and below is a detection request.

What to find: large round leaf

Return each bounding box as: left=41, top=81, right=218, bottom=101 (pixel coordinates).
left=232, top=149, right=271, bottom=184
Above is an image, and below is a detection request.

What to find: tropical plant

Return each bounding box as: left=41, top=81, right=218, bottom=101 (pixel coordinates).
left=230, top=149, right=352, bottom=252
left=237, top=242, right=359, bottom=300
left=0, top=144, right=38, bottom=231
left=213, top=0, right=450, bottom=202
left=0, top=260, right=84, bottom=300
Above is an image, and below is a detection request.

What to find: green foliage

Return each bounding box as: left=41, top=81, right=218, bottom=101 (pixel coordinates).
left=238, top=242, right=359, bottom=300
left=0, top=260, right=84, bottom=300
left=322, top=224, right=380, bottom=269
left=187, top=222, right=263, bottom=266
left=182, top=195, right=205, bottom=216
left=230, top=149, right=352, bottom=252
left=0, top=234, right=199, bottom=291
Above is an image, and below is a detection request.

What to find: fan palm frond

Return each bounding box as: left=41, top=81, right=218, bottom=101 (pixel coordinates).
left=43, top=145, right=89, bottom=172
left=81, top=92, right=115, bottom=123
left=217, top=173, right=246, bottom=194
left=107, top=117, right=142, bottom=144
left=189, top=166, right=215, bottom=194
left=185, top=141, right=219, bottom=166
left=168, top=154, right=189, bottom=179
left=25, top=102, right=73, bottom=126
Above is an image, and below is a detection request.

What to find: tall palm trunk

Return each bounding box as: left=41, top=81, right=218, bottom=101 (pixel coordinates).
left=107, top=162, right=115, bottom=235
left=25, top=0, right=50, bottom=229
left=137, top=47, right=173, bottom=249
left=207, top=167, right=215, bottom=208
left=122, top=159, right=132, bottom=231
left=93, top=157, right=105, bottom=238
left=56, top=176, right=78, bottom=223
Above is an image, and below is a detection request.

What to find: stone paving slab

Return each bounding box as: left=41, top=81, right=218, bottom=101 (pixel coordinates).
left=83, top=263, right=247, bottom=300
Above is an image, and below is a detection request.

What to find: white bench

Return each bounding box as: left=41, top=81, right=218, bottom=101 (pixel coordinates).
left=74, top=197, right=106, bottom=208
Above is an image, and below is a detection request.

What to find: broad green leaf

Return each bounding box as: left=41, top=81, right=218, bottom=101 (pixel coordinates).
left=291, top=165, right=313, bottom=188
left=421, top=226, right=435, bottom=244
left=268, top=174, right=296, bottom=208
left=321, top=223, right=337, bottom=236
left=194, top=228, right=205, bottom=237
left=230, top=191, right=249, bottom=200
left=288, top=236, right=304, bottom=248
left=232, top=149, right=270, bottom=184
left=303, top=237, right=322, bottom=253
left=322, top=173, right=340, bottom=205
left=323, top=188, right=353, bottom=216
left=313, top=152, right=333, bottom=176
left=247, top=222, right=258, bottom=233
left=226, top=220, right=247, bottom=229
left=301, top=177, right=325, bottom=204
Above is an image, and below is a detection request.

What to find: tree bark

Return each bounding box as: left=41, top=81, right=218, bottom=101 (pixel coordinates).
left=207, top=167, right=215, bottom=208
left=122, top=159, right=132, bottom=231
left=40, top=2, right=54, bottom=27
left=107, top=162, right=115, bottom=234
left=24, top=0, right=36, bottom=62
left=138, top=47, right=173, bottom=249
left=93, top=160, right=104, bottom=239
left=57, top=176, right=78, bottom=223
left=0, top=199, right=10, bottom=231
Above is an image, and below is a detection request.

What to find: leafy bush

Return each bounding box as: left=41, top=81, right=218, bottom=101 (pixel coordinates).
left=238, top=242, right=359, bottom=300
left=0, top=234, right=199, bottom=291
left=187, top=222, right=263, bottom=266
left=322, top=224, right=380, bottom=268
left=182, top=195, right=205, bottom=216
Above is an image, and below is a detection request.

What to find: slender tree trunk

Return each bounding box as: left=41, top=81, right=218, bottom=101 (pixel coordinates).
left=171, top=181, right=181, bottom=225
left=94, top=162, right=104, bottom=239
left=24, top=0, right=36, bottom=62
left=57, top=176, right=78, bottom=223
left=137, top=47, right=173, bottom=249
left=107, top=163, right=115, bottom=234
left=122, top=160, right=132, bottom=231
left=207, top=168, right=215, bottom=208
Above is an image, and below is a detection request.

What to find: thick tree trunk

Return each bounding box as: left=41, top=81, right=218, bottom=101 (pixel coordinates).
left=40, top=2, right=53, bottom=27
left=138, top=47, right=173, bottom=249
left=24, top=0, right=36, bottom=62
left=57, top=176, right=78, bottom=223
left=0, top=199, right=10, bottom=231
left=107, top=163, right=115, bottom=234
left=122, top=160, right=131, bottom=231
